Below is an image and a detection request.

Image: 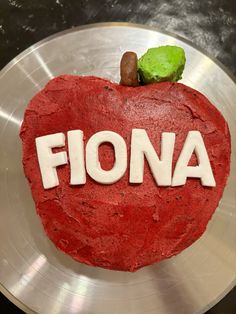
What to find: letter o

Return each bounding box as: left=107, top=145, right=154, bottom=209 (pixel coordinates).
left=86, top=131, right=127, bottom=184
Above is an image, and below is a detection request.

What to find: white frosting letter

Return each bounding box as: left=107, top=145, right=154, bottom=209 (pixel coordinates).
left=129, top=129, right=175, bottom=185
left=172, top=131, right=216, bottom=187
left=68, top=130, right=86, bottom=185
left=35, top=133, right=67, bottom=189
left=86, top=131, right=127, bottom=184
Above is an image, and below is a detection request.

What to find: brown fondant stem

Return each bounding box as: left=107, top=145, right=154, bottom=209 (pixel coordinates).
left=120, top=51, right=139, bottom=86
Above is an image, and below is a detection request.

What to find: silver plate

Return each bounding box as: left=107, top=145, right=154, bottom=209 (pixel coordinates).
left=0, top=22, right=236, bottom=314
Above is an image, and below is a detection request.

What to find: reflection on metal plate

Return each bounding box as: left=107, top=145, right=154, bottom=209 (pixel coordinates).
left=0, top=23, right=235, bottom=314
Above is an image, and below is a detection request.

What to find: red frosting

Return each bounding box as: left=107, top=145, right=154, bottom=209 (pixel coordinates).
left=20, top=75, right=231, bottom=271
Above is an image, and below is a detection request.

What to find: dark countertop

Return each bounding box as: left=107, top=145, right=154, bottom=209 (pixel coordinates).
left=0, top=0, right=235, bottom=313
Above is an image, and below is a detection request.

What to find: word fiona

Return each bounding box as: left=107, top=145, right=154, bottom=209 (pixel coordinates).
left=35, top=129, right=216, bottom=189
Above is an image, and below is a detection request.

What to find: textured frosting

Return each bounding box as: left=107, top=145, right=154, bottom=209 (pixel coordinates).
left=20, top=75, right=231, bottom=271
left=138, top=46, right=186, bottom=83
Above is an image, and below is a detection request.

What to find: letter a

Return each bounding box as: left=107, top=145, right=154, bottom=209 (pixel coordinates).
left=172, top=131, right=216, bottom=187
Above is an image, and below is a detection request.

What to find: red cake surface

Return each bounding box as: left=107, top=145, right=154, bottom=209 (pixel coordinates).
left=20, top=75, right=231, bottom=271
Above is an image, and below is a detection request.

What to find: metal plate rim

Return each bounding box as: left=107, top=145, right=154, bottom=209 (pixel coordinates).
left=0, top=283, right=35, bottom=314
left=1, top=22, right=236, bottom=84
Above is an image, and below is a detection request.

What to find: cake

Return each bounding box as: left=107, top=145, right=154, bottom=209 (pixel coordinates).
left=20, top=72, right=231, bottom=271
